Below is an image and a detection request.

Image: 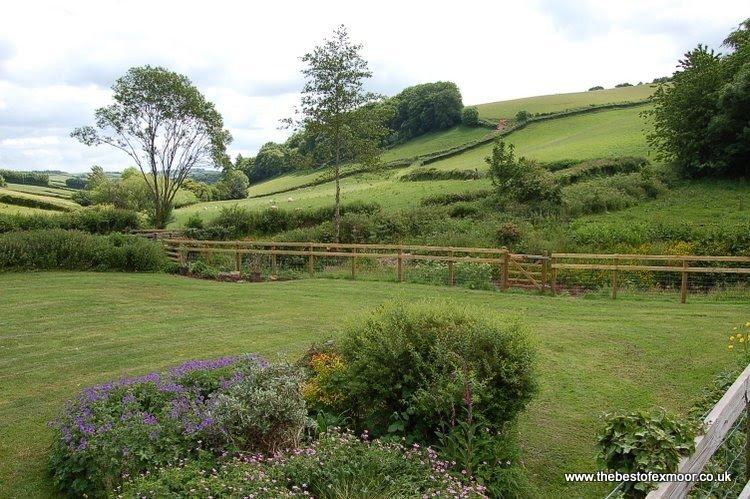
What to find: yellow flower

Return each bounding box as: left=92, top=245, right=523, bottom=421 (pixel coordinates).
left=730, top=336, right=735, bottom=342
left=740, top=337, right=745, bottom=343
left=729, top=344, right=735, bottom=350
left=745, top=322, right=750, bottom=328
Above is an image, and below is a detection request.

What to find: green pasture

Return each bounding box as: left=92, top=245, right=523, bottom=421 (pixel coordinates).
left=4, top=183, right=74, bottom=199
left=475, top=84, right=655, bottom=121
left=0, top=272, right=742, bottom=498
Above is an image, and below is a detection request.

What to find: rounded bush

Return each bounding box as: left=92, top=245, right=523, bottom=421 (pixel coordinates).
left=315, top=300, right=537, bottom=442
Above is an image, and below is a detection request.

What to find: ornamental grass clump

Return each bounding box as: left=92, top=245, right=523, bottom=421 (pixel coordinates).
left=48, top=355, right=308, bottom=497
left=119, top=429, right=488, bottom=498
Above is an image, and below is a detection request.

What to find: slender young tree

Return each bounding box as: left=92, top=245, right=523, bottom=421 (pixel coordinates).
left=72, top=66, right=231, bottom=227
left=287, top=25, right=390, bottom=241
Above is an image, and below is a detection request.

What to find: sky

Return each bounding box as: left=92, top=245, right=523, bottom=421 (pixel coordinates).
left=0, top=0, right=747, bottom=173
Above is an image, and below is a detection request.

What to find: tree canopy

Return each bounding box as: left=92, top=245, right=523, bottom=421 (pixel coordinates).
left=72, top=65, right=231, bottom=227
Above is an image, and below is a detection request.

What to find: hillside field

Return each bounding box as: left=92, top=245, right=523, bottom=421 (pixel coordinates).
left=0, top=272, right=743, bottom=498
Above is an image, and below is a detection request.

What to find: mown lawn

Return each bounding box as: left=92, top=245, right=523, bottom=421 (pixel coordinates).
left=0, top=272, right=742, bottom=498
left=475, top=84, right=655, bottom=121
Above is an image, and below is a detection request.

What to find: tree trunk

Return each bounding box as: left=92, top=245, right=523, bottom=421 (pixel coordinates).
left=334, top=163, right=341, bottom=242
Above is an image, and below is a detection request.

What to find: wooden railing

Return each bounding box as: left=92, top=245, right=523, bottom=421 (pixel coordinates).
left=160, top=239, right=551, bottom=290
left=551, top=253, right=750, bottom=303
left=647, top=363, right=750, bottom=498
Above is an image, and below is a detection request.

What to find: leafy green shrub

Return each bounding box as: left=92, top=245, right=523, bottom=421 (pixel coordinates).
left=120, top=430, right=487, bottom=498
left=408, top=261, right=495, bottom=290
left=562, top=172, right=666, bottom=216
left=596, top=410, right=697, bottom=496
left=0, top=229, right=168, bottom=272
left=462, top=106, right=480, bottom=126
left=65, top=177, right=88, bottom=189
left=487, top=140, right=561, bottom=205
left=48, top=356, right=310, bottom=497
left=0, top=169, right=49, bottom=186
left=188, top=259, right=220, bottom=279
left=514, top=110, right=529, bottom=123
left=449, top=202, right=481, bottom=218
left=438, top=421, right=532, bottom=498
left=496, top=221, right=522, bottom=246
left=400, top=167, right=484, bottom=181
left=313, top=300, right=536, bottom=443
left=0, top=206, right=140, bottom=234
left=588, top=85, right=604, bottom=91
left=185, top=213, right=204, bottom=229
left=542, top=158, right=580, bottom=172
left=421, top=189, right=492, bottom=206
left=0, top=191, right=71, bottom=211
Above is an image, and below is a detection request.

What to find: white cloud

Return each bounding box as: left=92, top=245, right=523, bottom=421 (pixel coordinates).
left=0, top=0, right=747, bottom=171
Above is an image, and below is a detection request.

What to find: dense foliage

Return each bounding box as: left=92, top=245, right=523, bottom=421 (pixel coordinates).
left=388, top=81, right=463, bottom=142
left=400, top=167, right=484, bottom=181
left=462, top=106, right=480, bottom=126
left=120, top=430, right=487, bottom=498
left=238, top=142, right=299, bottom=183
left=0, top=229, right=167, bottom=272
left=0, top=169, right=49, bottom=186
left=647, top=19, right=750, bottom=177
left=304, top=300, right=536, bottom=443
left=48, top=356, right=308, bottom=496
left=65, top=177, right=88, bottom=189
left=486, top=140, right=560, bottom=205
left=0, top=206, right=140, bottom=234
left=596, top=410, right=697, bottom=496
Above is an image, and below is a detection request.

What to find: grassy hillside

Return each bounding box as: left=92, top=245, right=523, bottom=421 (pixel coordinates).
left=0, top=272, right=742, bottom=498
left=4, top=183, right=75, bottom=199
left=475, top=84, right=655, bottom=121
left=0, top=187, right=79, bottom=211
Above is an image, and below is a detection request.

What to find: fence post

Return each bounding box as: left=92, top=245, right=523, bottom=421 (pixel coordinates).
left=179, top=243, right=186, bottom=269
left=501, top=248, right=509, bottom=291
left=398, top=246, right=404, bottom=282
left=551, top=254, right=557, bottom=295
left=680, top=259, right=688, bottom=304
left=235, top=243, right=241, bottom=273
left=448, top=250, right=455, bottom=286
left=541, top=252, right=548, bottom=293
left=611, top=256, right=618, bottom=300
left=271, top=245, right=277, bottom=278
left=351, top=247, right=357, bottom=279
left=308, top=245, right=314, bottom=277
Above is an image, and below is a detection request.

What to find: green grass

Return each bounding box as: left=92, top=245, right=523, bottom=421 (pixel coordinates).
left=0, top=202, right=53, bottom=215
left=173, top=175, right=490, bottom=226
left=475, top=84, right=655, bottom=121
left=3, top=184, right=74, bottom=200
left=0, top=188, right=79, bottom=211
left=426, top=106, right=652, bottom=173
left=576, top=179, right=750, bottom=227
left=0, top=272, right=742, bottom=498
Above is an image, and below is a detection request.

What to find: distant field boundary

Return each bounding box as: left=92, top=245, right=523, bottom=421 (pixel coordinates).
left=150, top=235, right=750, bottom=303
left=244, top=99, right=652, bottom=200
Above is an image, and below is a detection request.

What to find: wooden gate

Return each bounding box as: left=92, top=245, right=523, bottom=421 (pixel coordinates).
left=505, top=253, right=550, bottom=292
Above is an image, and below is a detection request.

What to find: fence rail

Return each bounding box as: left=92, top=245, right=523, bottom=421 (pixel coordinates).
left=551, top=253, right=750, bottom=303
left=153, top=238, right=750, bottom=300
left=646, top=363, right=750, bottom=498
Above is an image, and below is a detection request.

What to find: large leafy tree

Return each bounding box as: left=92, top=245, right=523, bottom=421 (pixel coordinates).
left=287, top=25, right=391, bottom=241
left=646, top=19, right=750, bottom=177
left=72, top=66, right=231, bottom=227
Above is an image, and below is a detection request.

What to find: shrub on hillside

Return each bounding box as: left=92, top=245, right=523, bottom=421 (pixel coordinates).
left=0, top=229, right=166, bottom=271
left=400, top=167, right=484, bottom=181
left=496, top=221, right=523, bottom=246
left=462, top=106, right=480, bottom=126
left=487, top=140, right=561, bottom=205
left=65, top=177, right=88, bottom=189
left=562, top=172, right=667, bottom=216
left=588, top=85, right=604, bottom=91
left=514, top=110, right=530, bottom=123
left=306, top=300, right=536, bottom=443
left=48, top=356, right=309, bottom=496
left=120, top=430, right=487, bottom=498
left=0, top=206, right=141, bottom=234
left=421, top=189, right=492, bottom=206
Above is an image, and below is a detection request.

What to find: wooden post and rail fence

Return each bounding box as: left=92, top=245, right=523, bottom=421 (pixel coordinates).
left=646, top=363, right=750, bottom=498
left=149, top=234, right=750, bottom=302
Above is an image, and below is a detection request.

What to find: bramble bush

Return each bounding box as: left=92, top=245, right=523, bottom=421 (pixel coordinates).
left=307, top=300, right=537, bottom=443
left=0, top=229, right=168, bottom=272
left=119, top=430, right=487, bottom=498
left=48, top=355, right=308, bottom=497
left=596, top=410, right=697, bottom=496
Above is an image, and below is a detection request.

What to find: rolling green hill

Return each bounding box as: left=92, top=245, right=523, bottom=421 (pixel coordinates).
left=475, top=84, right=655, bottom=121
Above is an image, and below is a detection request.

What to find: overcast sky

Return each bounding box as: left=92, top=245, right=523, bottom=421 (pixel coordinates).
left=0, top=0, right=747, bottom=173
